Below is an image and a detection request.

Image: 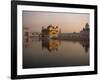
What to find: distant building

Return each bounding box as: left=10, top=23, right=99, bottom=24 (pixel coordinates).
left=79, top=23, right=89, bottom=39
left=59, top=23, right=89, bottom=40
left=23, top=27, right=41, bottom=38
left=23, top=27, right=30, bottom=38
left=41, top=24, right=60, bottom=38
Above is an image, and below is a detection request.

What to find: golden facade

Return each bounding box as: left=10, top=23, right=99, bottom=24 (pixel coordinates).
left=42, top=24, right=60, bottom=38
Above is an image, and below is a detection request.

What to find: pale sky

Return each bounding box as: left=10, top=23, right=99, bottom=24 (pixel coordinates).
left=22, top=11, right=90, bottom=33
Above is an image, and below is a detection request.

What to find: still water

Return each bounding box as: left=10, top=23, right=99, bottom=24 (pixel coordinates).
left=23, top=37, right=89, bottom=69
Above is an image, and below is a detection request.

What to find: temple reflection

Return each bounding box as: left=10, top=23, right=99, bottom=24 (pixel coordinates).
left=42, top=38, right=60, bottom=52
left=23, top=36, right=89, bottom=53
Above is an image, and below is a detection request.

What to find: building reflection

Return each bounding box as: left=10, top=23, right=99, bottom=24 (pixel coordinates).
left=23, top=36, right=89, bottom=53
left=79, top=40, right=89, bottom=53
left=23, top=36, right=41, bottom=48
left=42, top=38, right=60, bottom=52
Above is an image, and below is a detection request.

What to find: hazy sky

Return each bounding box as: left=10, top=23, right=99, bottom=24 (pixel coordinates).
left=22, top=11, right=90, bottom=33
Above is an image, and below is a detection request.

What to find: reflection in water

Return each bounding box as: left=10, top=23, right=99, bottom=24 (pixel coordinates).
left=42, top=38, right=61, bottom=52
left=23, top=36, right=89, bottom=69
left=24, top=37, right=89, bottom=53
left=79, top=41, right=89, bottom=53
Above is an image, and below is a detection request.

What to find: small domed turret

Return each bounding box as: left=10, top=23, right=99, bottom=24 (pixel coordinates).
left=85, top=23, right=89, bottom=29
